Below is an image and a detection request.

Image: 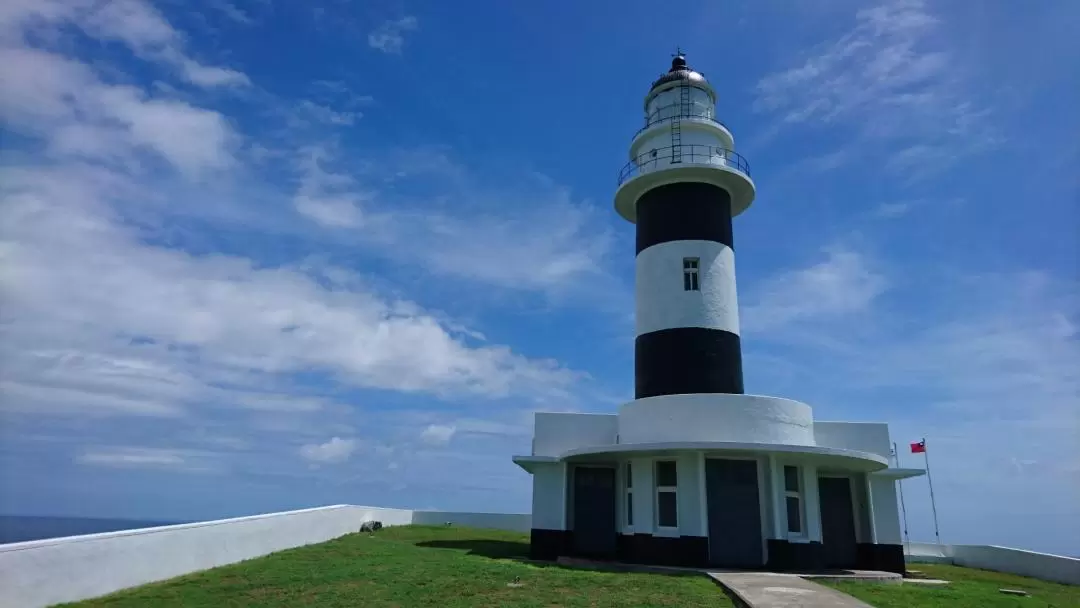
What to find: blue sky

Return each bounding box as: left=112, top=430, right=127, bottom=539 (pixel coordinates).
left=0, top=0, right=1076, bottom=555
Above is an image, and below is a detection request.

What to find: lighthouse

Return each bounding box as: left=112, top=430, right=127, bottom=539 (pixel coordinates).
left=514, top=53, right=922, bottom=573
left=614, top=52, right=754, bottom=400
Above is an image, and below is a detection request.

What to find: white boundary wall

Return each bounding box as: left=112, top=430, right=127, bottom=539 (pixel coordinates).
left=0, top=505, right=530, bottom=608
left=906, top=542, right=1080, bottom=586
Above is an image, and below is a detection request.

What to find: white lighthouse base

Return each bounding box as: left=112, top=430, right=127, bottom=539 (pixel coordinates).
left=512, top=394, right=923, bottom=572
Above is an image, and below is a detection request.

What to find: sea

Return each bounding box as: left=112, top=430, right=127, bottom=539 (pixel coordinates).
left=0, top=515, right=186, bottom=544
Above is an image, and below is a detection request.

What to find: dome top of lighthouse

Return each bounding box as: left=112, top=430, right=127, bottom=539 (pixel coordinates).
left=643, top=52, right=716, bottom=110
left=649, top=54, right=709, bottom=91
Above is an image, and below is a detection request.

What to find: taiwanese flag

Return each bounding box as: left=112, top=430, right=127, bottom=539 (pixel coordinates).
left=910, top=440, right=926, bottom=454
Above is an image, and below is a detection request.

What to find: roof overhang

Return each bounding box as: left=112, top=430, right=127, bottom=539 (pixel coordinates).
left=869, top=467, right=926, bottom=480
left=511, top=455, right=557, bottom=474
left=552, top=441, right=889, bottom=471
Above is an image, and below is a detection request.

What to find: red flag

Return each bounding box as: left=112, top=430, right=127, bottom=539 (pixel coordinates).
left=911, top=440, right=926, bottom=454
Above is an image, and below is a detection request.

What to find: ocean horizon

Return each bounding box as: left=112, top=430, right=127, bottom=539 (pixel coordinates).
left=0, top=515, right=187, bottom=545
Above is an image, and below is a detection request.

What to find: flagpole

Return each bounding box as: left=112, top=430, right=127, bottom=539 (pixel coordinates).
left=923, top=436, right=941, bottom=545
left=893, top=442, right=911, bottom=551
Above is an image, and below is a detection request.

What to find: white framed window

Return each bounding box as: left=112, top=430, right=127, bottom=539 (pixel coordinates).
left=784, top=465, right=804, bottom=536
left=683, top=258, right=700, bottom=291
left=625, top=462, right=634, bottom=527
left=655, top=460, right=678, bottom=528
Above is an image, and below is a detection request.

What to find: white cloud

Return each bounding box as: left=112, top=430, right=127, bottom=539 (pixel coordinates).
left=300, top=437, right=357, bottom=463
left=0, top=350, right=192, bottom=417
left=0, top=47, right=236, bottom=175
left=294, top=100, right=359, bottom=126
left=294, top=194, right=365, bottom=228
left=1, top=0, right=249, bottom=88
left=283, top=146, right=617, bottom=298
left=406, top=200, right=613, bottom=294
left=0, top=162, right=581, bottom=414
left=178, top=59, right=251, bottom=88
left=0, top=0, right=594, bottom=516
left=76, top=446, right=216, bottom=472
left=419, top=424, right=456, bottom=446
left=206, top=0, right=253, bottom=25
left=368, top=16, right=417, bottom=54
left=743, top=247, right=888, bottom=334
left=291, top=146, right=369, bottom=227
left=754, top=0, right=998, bottom=175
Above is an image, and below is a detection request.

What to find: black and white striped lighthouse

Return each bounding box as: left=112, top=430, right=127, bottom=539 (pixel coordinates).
left=614, top=53, right=756, bottom=400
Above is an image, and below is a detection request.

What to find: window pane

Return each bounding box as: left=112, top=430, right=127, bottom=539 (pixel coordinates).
left=690, top=273, right=699, bottom=291
left=627, top=493, right=634, bottom=526
left=684, top=272, right=692, bottom=291
left=786, top=496, right=802, bottom=533
left=626, top=463, right=632, bottom=488
left=656, top=461, right=678, bottom=487
left=784, top=466, right=800, bottom=492
left=658, top=491, right=678, bottom=527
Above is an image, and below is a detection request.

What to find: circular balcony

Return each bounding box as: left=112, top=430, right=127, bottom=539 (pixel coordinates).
left=619, top=144, right=750, bottom=185
left=614, top=144, right=756, bottom=222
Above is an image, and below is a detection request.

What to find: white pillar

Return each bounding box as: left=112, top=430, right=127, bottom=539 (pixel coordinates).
left=677, top=451, right=703, bottom=536
left=631, top=457, right=653, bottom=534
left=803, top=465, right=822, bottom=542
left=698, top=452, right=709, bottom=538
left=768, top=455, right=785, bottom=538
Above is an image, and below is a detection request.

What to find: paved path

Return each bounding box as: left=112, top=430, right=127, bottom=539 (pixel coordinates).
left=709, top=572, right=874, bottom=608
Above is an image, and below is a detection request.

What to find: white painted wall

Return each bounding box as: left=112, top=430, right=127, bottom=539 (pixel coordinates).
left=619, top=394, right=815, bottom=446
left=0, top=505, right=531, bottom=608
left=533, top=412, right=617, bottom=457
left=814, top=422, right=892, bottom=459
left=868, top=476, right=903, bottom=545
left=530, top=462, right=567, bottom=531
left=635, top=240, right=739, bottom=336
left=906, top=544, right=1080, bottom=586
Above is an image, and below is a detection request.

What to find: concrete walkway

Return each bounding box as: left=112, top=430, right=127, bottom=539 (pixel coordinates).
left=709, top=572, right=874, bottom=608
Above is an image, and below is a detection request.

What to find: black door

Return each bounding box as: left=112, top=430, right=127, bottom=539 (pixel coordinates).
left=706, top=459, right=764, bottom=568
left=819, top=476, right=858, bottom=569
left=572, top=466, right=616, bottom=557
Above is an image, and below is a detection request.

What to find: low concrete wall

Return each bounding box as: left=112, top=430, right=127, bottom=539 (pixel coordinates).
left=905, top=541, right=949, bottom=557
left=952, top=545, right=1079, bottom=586
left=0, top=505, right=530, bottom=608
left=905, top=542, right=1079, bottom=585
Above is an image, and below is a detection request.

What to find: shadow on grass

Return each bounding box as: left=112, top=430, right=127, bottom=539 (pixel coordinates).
left=415, top=539, right=531, bottom=560
left=414, top=539, right=709, bottom=579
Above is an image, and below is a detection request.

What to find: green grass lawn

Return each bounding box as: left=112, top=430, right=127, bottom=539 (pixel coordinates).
left=822, top=563, right=1080, bottom=608
left=65, top=525, right=732, bottom=607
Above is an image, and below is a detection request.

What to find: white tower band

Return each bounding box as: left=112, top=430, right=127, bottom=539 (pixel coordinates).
left=614, top=53, right=756, bottom=399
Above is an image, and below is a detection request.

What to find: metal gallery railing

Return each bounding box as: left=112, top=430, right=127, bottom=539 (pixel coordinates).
left=618, top=144, right=751, bottom=186
left=633, top=103, right=728, bottom=141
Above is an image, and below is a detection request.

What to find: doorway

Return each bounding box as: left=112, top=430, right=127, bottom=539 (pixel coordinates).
left=818, top=476, right=858, bottom=569
left=571, top=466, right=617, bottom=557
left=705, top=458, right=764, bottom=568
